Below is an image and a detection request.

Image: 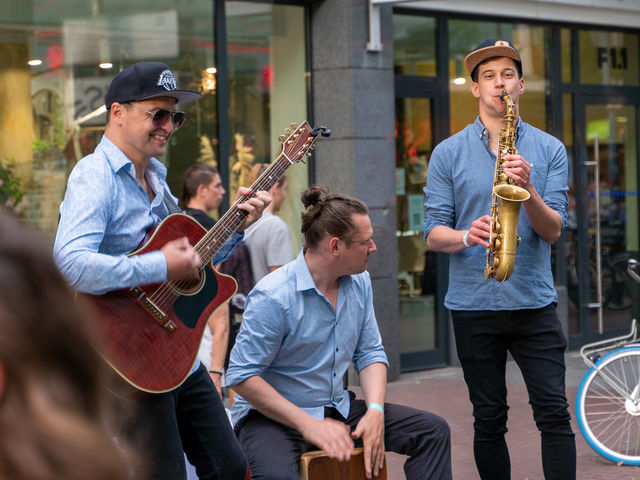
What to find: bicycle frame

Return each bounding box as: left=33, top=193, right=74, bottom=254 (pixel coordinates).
left=579, top=319, right=639, bottom=402
left=579, top=259, right=640, bottom=402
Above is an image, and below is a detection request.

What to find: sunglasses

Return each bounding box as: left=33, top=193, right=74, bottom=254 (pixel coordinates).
left=128, top=103, right=187, bottom=130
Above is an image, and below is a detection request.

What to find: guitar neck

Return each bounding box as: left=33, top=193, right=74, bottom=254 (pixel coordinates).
left=195, top=153, right=292, bottom=265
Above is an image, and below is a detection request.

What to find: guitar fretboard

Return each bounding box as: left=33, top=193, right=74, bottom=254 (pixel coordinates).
left=195, top=146, right=296, bottom=265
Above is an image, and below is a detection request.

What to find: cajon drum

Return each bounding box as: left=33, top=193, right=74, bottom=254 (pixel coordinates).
left=299, top=447, right=387, bottom=480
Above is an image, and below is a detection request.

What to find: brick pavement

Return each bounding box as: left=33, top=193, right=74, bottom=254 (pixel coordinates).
left=369, top=352, right=640, bottom=480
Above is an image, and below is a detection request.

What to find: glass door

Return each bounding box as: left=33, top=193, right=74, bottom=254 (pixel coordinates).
left=395, top=96, right=448, bottom=369
left=393, top=11, right=449, bottom=370
left=573, top=100, right=639, bottom=338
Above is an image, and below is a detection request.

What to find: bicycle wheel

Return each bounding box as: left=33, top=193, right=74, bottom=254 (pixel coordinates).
left=576, top=346, right=640, bottom=464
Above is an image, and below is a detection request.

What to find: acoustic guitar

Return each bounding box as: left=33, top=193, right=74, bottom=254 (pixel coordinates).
left=81, top=122, right=329, bottom=393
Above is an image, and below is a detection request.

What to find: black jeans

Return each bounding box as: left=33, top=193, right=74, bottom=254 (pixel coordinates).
left=110, top=363, right=247, bottom=480
left=236, top=391, right=452, bottom=480
left=451, top=304, right=576, bottom=480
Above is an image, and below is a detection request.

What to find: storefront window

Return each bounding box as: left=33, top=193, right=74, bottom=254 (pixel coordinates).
left=579, top=29, right=639, bottom=86
left=393, top=14, right=436, bottom=76
left=4, top=1, right=309, bottom=249
left=448, top=20, right=549, bottom=135
left=226, top=2, right=308, bottom=253
left=395, top=96, right=437, bottom=355
left=561, top=28, right=572, bottom=83
left=4, top=0, right=217, bottom=241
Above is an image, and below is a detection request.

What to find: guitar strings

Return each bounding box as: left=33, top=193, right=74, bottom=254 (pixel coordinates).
left=147, top=132, right=312, bottom=312
left=151, top=156, right=289, bottom=307
left=149, top=128, right=312, bottom=309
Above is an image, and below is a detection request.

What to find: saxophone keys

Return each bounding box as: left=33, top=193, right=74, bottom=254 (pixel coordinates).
left=494, top=238, right=501, bottom=250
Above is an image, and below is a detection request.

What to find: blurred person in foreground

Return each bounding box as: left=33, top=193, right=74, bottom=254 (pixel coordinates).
left=53, top=62, right=269, bottom=480
left=0, top=210, right=137, bottom=480
left=227, top=186, right=452, bottom=480
left=424, top=39, right=575, bottom=479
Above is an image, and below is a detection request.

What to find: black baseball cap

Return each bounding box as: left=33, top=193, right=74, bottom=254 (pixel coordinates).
left=105, top=62, right=201, bottom=109
left=464, top=39, right=522, bottom=77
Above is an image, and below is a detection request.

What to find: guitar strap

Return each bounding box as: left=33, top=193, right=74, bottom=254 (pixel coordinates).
left=163, top=188, right=182, bottom=214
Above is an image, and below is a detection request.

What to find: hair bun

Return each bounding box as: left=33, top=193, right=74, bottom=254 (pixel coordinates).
left=301, top=186, right=328, bottom=209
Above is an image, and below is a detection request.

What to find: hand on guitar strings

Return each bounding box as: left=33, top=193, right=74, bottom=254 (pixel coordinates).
left=235, top=187, right=272, bottom=232
left=161, top=236, right=202, bottom=282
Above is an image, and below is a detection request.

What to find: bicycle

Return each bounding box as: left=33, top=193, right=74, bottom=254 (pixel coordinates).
left=566, top=246, right=632, bottom=311
left=576, top=258, right=640, bottom=464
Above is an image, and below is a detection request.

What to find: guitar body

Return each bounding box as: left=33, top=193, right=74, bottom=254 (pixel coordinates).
left=78, top=121, right=322, bottom=393
left=80, top=214, right=237, bottom=393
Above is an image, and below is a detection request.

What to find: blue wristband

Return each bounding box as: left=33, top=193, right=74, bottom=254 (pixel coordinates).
left=462, top=230, right=471, bottom=248
left=367, top=402, right=385, bottom=414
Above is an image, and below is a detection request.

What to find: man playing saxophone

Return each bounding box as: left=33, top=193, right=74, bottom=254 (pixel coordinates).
left=424, top=39, right=575, bottom=479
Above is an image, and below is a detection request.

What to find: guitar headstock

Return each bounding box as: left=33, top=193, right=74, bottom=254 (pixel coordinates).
left=279, top=121, right=331, bottom=163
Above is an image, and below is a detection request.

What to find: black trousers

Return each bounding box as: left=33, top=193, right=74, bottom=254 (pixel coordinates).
left=110, top=363, right=247, bottom=480
left=451, top=304, right=576, bottom=480
left=236, top=391, right=452, bottom=480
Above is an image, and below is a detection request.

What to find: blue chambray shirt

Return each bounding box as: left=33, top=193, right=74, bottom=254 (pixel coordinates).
left=226, top=250, right=389, bottom=426
left=424, top=116, right=569, bottom=311
left=54, top=135, right=242, bottom=375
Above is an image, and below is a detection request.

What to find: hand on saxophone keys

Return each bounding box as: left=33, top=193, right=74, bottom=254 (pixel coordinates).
left=502, top=154, right=532, bottom=189
left=466, top=215, right=493, bottom=249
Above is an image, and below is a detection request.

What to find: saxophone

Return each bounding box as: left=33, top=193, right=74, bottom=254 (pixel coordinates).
left=484, top=89, right=530, bottom=282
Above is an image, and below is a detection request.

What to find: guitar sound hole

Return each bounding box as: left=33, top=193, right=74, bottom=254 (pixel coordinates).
left=170, top=271, right=205, bottom=296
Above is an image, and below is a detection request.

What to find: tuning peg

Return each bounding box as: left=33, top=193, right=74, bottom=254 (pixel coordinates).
left=284, top=129, right=291, bottom=136
left=278, top=134, right=286, bottom=142
left=290, top=122, right=297, bottom=129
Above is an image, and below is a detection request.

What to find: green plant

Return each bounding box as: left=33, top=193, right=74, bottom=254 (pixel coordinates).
left=0, top=159, right=25, bottom=215
left=32, top=139, right=51, bottom=155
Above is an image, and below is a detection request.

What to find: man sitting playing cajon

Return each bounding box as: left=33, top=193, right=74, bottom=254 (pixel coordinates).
left=226, top=187, right=452, bottom=480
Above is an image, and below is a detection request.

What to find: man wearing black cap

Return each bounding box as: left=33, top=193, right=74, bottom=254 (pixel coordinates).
left=54, top=62, right=270, bottom=479
left=424, top=40, right=576, bottom=479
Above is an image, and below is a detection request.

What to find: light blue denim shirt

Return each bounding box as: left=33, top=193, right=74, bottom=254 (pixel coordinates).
left=226, top=250, right=389, bottom=426
left=424, top=116, right=568, bottom=311
left=54, top=135, right=242, bottom=375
